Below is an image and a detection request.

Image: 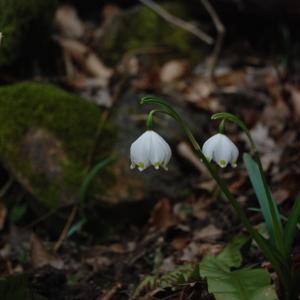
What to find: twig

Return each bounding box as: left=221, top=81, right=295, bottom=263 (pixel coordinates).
left=86, top=75, right=129, bottom=168
left=53, top=205, right=78, bottom=252
left=54, top=77, right=129, bottom=252
left=99, top=283, right=122, bottom=300
left=201, top=0, right=225, bottom=80
left=139, top=0, right=214, bottom=45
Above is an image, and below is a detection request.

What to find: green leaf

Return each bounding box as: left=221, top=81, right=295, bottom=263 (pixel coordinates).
left=243, top=153, right=282, bottom=243
left=283, top=195, right=300, bottom=257
left=199, top=236, right=278, bottom=300
left=66, top=217, right=87, bottom=238
left=217, top=235, right=249, bottom=268
left=79, top=156, right=115, bottom=206
left=200, top=259, right=277, bottom=300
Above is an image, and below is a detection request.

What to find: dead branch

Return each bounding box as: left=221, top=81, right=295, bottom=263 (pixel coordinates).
left=139, top=0, right=214, bottom=45
left=201, top=0, right=225, bottom=80
left=99, top=283, right=122, bottom=300
left=53, top=206, right=78, bottom=252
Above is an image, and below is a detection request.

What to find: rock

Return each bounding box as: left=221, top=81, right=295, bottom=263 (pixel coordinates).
left=0, top=82, right=115, bottom=208
left=0, top=0, right=58, bottom=67
left=97, top=2, right=207, bottom=65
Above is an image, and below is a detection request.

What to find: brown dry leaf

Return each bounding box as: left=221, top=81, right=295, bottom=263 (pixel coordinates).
left=160, top=60, right=188, bottom=83
left=119, top=55, right=140, bottom=76
left=147, top=198, right=176, bottom=231
left=247, top=123, right=282, bottom=169
left=0, top=202, right=7, bottom=231
left=194, top=224, right=222, bottom=241
left=244, top=66, right=278, bottom=90
left=261, top=91, right=290, bottom=132
left=98, top=283, right=122, bottom=300
left=272, top=189, right=289, bottom=205
left=57, top=38, right=113, bottom=82
left=84, top=256, right=111, bottom=270
left=55, top=5, right=84, bottom=38
left=183, top=76, right=223, bottom=112
left=171, top=237, right=189, bottom=251
left=181, top=241, right=201, bottom=262
left=109, top=243, right=127, bottom=254
left=192, top=197, right=211, bottom=220
left=185, top=78, right=213, bottom=100
left=30, top=234, right=63, bottom=269
left=195, top=180, right=217, bottom=193
left=215, top=69, right=246, bottom=87
left=287, top=85, right=300, bottom=120
left=197, top=243, right=223, bottom=256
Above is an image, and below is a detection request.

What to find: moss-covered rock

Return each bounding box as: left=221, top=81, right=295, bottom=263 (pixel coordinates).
left=0, top=0, right=58, bottom=66
left=0, top=82, right=115, bottom=208
left=97, top=3, right=208, bottom=65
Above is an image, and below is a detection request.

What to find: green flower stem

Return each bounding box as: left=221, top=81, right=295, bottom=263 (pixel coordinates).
left=218, top=119, right=225, bottom=133
left=141, top=97, right=291, bottom=292
left=141, top=97, right=200, bottom=151
left=212, top=113, right=285, bottom=254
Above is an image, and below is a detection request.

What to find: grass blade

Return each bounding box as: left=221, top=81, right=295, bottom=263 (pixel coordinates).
left=243, top=153, right=282, bottom=243
left=283, top=195, right=300, bottom=257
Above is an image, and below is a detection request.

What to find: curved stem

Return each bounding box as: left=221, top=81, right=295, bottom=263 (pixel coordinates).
left=218, top=119, right=225, bottom=133
left=142, top=96, right=200, bottom=150
left=141, top=98, right=290, bottom=291
left=212, top=113, right=284, bottom=254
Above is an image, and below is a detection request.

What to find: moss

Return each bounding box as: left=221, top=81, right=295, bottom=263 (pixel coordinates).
left=0, top=82, right=115, bottom=208
left=0, top=0, right=58, bottom=66
left=98, top=2, right=207, bottom=64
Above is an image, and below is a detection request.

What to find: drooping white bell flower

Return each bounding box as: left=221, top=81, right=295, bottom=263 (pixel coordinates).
left=130, top=130, right=172, bottom=171
left=202, top=133, right=239, bottom=168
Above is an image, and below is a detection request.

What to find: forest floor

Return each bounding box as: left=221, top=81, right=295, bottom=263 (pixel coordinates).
left=1, top=1, right=300, bottom=300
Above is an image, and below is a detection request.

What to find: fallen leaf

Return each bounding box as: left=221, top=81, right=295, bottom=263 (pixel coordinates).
left=55, top=5, right=85, bottom=38
left=287, top=85, right=300, bottom=120
left=84, top=256, right=111, bottom=270
left=0, top=202, right=7, bottom=231
left=56, top=38, right=113, bottom=82
left=194, top=224, right=222, bottom=241
left=147, top=198, right=176, bottom=231
left=246, top=123, right=282, bottom=169
left=30, top=234, right=63, bottom=269
left=171, top=237, right=189, bottom=250
left=160, top=60, right=188, bottom=83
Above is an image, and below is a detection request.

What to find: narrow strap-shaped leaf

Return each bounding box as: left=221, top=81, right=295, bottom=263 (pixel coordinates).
left=284, top=195, right=300, bottom=257
left=78, top=156, right=115, bottom=206
left=243, top=153, right=282, bottom=243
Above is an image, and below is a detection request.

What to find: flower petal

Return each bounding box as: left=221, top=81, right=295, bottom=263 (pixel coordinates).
left=130, top=130, right=171, bottom=171
left=202, top=134, right=221, bottom=161
left=212, top=135, right=233, bottom=167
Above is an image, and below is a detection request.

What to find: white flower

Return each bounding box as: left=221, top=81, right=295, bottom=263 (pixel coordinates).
left=202, top=133, right=239, bottom=168
left=130, top=130, right=172, bottom=171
